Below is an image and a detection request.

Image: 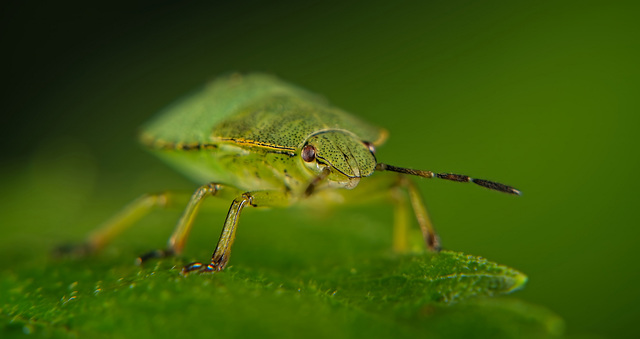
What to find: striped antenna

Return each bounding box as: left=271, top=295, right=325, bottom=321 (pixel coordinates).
left=375, top=163, right=521, bottom=195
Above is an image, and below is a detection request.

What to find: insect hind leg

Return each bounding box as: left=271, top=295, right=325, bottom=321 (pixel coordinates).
left=54, top=192, right=175, bottom=257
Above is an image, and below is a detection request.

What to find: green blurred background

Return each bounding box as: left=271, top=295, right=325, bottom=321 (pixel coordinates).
left=2, top=1, right=638, bottom=338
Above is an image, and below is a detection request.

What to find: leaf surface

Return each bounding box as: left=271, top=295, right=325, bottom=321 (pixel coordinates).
left=0, top=250, right=562, bottom=339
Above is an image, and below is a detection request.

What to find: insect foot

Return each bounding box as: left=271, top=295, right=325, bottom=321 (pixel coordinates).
left=136, top=248, right=175, bottom=265
left=181, top=262, right=224, bottom=275
left=53, top=242, right=94, bottom=258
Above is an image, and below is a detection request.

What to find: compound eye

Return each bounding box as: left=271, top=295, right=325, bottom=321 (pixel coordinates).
left=301, top=144, right=316, bottom=162
left=363, top=141, right=375, bottom=154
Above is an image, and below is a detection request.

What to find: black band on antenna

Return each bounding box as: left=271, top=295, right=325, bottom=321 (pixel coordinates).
left=376, top=163, right=521, bottom=195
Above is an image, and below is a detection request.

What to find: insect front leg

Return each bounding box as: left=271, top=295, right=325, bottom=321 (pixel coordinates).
left=182, top=190, right=290, bottom=274
left=137, top=183, right=242, bottom=264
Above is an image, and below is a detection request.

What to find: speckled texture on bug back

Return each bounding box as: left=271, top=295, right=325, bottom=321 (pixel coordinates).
left=141, top=73, right=386, bottom=150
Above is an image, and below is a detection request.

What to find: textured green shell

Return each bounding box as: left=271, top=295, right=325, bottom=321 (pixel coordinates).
left=140, top=73, right=387, bottom=150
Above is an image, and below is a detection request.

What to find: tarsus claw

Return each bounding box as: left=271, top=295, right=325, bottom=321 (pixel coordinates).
left=181, top=262, right=220, bottom=274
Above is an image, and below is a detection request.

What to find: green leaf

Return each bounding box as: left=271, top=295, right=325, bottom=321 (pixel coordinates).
left=0, top=250, right=562, bottom=339
left=0, top=167, right=562, bottom=338
left=321, top=251, right=528, bottom=307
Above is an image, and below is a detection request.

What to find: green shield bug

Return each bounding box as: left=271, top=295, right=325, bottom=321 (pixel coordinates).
left=58, top=73, right=520, bottom=274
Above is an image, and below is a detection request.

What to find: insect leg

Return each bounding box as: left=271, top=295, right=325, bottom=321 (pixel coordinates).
left=137, top=183, right=241, bottom=264
left=390, top=184, right=411, bottom=253
left=55, top=192, right=179, bottom=257
left=308, top=174, right=438, bottom=253
left=397, top=176, right=441, bottom=252
left=182, top=190, right=290, bottom=274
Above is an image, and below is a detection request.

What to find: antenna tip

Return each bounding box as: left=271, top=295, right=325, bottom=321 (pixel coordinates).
left=472, top=178, right=522, bottom=196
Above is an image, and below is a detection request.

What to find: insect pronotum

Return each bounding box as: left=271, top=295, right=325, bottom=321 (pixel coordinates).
left=57, top=73, right=520, bottom=274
